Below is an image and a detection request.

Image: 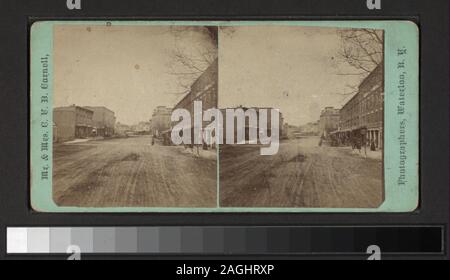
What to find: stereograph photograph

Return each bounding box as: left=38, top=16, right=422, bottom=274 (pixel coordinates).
left=52, top=25, right=218, bottom=208
left=39, top=22, right=387, bottom=210
left=218, top=26, right=384, bottom=208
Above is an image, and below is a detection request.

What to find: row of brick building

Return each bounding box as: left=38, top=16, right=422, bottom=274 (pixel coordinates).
left=53, top=105, right=116, bottom=142
left=320, top=64, right=384, bottom=150
left=169, top=58, right=284, bottom=146
left=150, top=106, right=173, bottom=137
left=220, top=106, right=284, bottom=144
left=171, top=58, right=218, bottom=146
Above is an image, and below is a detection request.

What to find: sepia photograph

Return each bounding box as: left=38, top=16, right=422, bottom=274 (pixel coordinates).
left=218, top=25, right=384, bottom=208
left=35, top=22, right=389, bottom=210
left=51, top=24, right=218, bottom=207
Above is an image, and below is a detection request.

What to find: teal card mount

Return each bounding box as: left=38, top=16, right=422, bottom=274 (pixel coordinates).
left=30, top=21, right=419, bottom=213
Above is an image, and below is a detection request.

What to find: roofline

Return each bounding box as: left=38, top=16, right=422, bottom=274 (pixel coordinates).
left=174, top=58, right=218, bottom=109
left=83, top=106, right=115, bottom=114
left=54, top=106, right=94, bottom=113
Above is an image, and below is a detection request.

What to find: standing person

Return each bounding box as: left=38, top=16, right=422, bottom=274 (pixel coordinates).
left=151, top=135, right=155, bottom=146
left=356, top=137, right=362, bottom=154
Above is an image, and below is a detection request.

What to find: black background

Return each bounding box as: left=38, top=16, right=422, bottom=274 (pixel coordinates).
left=0, top=0, right=448, bottom=260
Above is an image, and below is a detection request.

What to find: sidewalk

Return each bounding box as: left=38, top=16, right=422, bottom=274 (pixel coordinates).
left=177, top=145, right=217, bottom=160
left=63, top=136, right=105, bottom=145
left=348, top=147, right=383, bottom=160
left=63, top=138, right=91, bottom=144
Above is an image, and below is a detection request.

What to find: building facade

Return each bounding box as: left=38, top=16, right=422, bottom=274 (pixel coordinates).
left=172, top=58, right=218, bottom=145
left=53, top=105, right=94, bottom=142
left=333, top=65, right=384, bottom=149
left=319, top=107, right=340, bottom=138
left=151, top=106, right=172, bottom=137
left=115, top=122, right=131, bottom=135
left=135, top=121, right=151, bottom=134
left=282, top=123, right=290, bottom=139
left=220, top=106, right=284, bottom=144
left=285, top=124, right=301, bottom=139
left=300, top=121, right=320, bottom=136
left=83, top=106, right=116, bottom=137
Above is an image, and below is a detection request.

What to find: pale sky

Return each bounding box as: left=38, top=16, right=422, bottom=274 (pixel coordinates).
left=54, top=24, right=215, bottom=125
left=219, top=25, right=366, bottom=127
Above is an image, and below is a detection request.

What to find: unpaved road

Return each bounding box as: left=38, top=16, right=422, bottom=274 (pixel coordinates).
left=219, top=136, right=383, bottom=208
left=53, top=135, right=217, bottom=207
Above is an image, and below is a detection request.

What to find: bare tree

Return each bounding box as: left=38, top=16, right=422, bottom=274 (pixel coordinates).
left=334, top=28, right=383, bottom=96
left=337, top=28, right=383, bottom=75
left=166, top=26, right=218, bottom=96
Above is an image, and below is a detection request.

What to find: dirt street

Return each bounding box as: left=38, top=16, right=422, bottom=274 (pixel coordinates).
left=219, top=136, right=384, bottom=208
left=53, top=135, right=383, bottom=209
left=53, top=135, right=217, bottom=208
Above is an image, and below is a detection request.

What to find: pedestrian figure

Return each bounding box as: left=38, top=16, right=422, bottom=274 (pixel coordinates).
left=356, top=139, right=362, bottom=154
left=370, top=140, right=376, bottom=151
left=151, top=136, right=155, bottom=146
